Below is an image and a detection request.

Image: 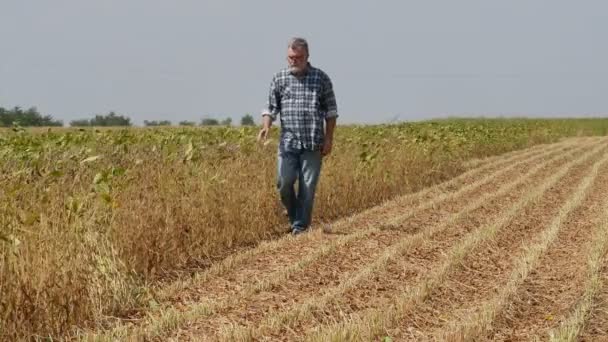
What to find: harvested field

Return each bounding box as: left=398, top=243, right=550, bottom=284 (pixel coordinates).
left=78, top=136, right=608, bottom=341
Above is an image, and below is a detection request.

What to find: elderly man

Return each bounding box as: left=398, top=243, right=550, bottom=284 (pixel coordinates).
left=257, top=37, right=338, bottom=235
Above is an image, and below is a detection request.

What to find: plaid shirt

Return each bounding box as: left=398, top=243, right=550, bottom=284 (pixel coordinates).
left=262, top=64, right=338, bottom=151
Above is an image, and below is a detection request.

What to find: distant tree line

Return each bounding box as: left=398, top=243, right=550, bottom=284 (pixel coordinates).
left=201, top=117, right=232, bottom=126
left=143, top=120, right=172, bottom=126
left=70, top=111, right=132, bottom=127
left=199, top=114, right=255, bottom=126
left=1, top=105, right=258, bottom=127
left=0, top=106, right=63, bottom=127
left=144, top=114, right=256, bottom=127
left=71, top=113, right=255, bottom=127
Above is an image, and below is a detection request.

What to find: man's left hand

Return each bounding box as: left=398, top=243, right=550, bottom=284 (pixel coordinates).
left=321, top=139, right=333, bottom=157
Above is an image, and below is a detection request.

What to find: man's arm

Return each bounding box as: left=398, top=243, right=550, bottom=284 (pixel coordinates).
left=321, top=73, right=338, bottom=156
left=325, top=117, right=336, bottom=142
left=258, top=76, right=280, bottom=143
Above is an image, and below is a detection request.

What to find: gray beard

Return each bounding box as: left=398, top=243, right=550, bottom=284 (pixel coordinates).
left=290, top=65, right=307, bottom=75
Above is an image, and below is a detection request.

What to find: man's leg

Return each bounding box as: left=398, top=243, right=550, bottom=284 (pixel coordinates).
left=277, top=146, right=300, bottom=228
left=292, top=149, right=322, bottom=232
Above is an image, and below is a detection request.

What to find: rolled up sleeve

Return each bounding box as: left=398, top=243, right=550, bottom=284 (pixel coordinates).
left=320, top=74, right=338, bottom=119
left=262, top=75, right=280, bottom=122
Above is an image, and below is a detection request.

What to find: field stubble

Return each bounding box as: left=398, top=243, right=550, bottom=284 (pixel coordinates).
left=80, top=137, right=608, bottom=341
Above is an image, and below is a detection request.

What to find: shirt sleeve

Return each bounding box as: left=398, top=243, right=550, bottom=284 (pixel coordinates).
left=320, top=73, right=338, bottom=119
left=261, top=75, right=280, bottom=122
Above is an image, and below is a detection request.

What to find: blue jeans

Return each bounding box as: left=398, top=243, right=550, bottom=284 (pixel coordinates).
left=276, top=145, right=322, bottom=230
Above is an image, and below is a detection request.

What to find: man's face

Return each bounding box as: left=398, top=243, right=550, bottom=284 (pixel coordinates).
left=287, top=47, right=308, bottom=74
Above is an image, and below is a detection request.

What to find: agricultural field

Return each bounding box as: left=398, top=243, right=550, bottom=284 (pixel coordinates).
left=2, top=118, right=608, bottom=340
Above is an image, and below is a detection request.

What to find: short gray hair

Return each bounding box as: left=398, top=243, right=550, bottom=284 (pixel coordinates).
left=288, top=37, right=309, bottom=55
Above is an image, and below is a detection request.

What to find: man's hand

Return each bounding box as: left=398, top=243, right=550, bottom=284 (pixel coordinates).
left=323, top=117, right=336, bottom=157
left=258, top=115, right=273, bottom=144
left=321, top=139, right=333, bottom=157
left=257, top=127, right=270, bottom=143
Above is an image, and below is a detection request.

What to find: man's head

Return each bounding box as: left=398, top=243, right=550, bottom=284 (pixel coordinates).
left=287, top=37, right=309, bottom=75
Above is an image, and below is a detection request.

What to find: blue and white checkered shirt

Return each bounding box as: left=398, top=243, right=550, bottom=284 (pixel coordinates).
left=262, top=64, right=338, bottom=151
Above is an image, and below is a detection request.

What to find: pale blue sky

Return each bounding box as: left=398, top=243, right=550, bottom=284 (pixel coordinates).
left=1, top=0, right=607, bottom=125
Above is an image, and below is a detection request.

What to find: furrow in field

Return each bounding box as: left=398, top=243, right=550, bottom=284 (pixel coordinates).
left=433, top=148, right=608, bottom=342
left=167, top=139, right=583, bottom=306
left=462, top=138, right=580, bottom=169
left=305, top=138, right=607, bottom=342
left=577, top=261, right=608, bottom=341
left=563, top=202, right=608, bottom=341
left=478, top=165, right=608, bottom=341
left=208, top=139, right=599, bottom=341
left=163, top=138, right=580, bottom=297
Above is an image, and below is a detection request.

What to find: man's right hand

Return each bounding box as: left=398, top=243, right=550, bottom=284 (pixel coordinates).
left=258, top=115, right=273, bottom=144
left=257, top=127, right=270, bottom=143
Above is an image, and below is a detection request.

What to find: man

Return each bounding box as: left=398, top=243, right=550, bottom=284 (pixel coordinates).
left=257, top=37, right=338, bottom=235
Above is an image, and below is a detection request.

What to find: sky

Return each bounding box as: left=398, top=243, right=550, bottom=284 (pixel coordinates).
left=1, top=0, right=607, bottom=125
